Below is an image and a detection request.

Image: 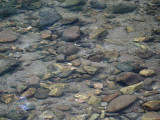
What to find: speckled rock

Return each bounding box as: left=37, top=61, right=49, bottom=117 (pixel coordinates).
left=120, top=82, right=144, bottom=94
left=62, top=26, right=80, bottom=42
left=60, top=17, right=79, bottom=25
left=142, top=101, right=160, bottom=111
left=88, top=96, right=101, bottom=105
left=1, top=94, right=15, bottom=104
left=106, top=95, right=137, bottom=112
left=40, top=30, right=52, bottom=39
left=49, top=88, right=63, bottom=97
left=139, top=69, right=155, bottom=77
left=34, top=88, right=49, bottom=99
left=39, top=111, right=54, bottom=119
left=0, top=30, right=18, bottom=43
left=116, top=72, right=144, bottom=86
left=141, top=112, right=160, bottom=120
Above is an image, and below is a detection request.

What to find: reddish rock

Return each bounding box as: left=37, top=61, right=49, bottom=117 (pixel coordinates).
left=101, top=92, right=120, bottom=102
left=116, top=72, right=144, bottom=86
left=62, top=26, right=80, bottom=41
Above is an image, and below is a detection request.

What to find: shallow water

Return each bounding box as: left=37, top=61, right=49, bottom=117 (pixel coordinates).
left=0, top=0, right=160, bottom=120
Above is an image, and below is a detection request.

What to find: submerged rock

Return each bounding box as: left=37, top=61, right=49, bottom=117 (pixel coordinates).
left=62, top=26, right=80, bottom=42
left=116, top=72, right=144, bottom=86
left=0, top=30, right=18, bottom=43
left=116, top=62, right=133, bottom=72
left=106, top=95, right=137, bottom=112
left=89, top=0, right=107, bottom=9
left=141, top=112, right=160, bottom=120
left=0, top=54, right=20, bottom=75
left=112, top=2, right=136, bottom=14
left=38, top=7, right=61, bottom=28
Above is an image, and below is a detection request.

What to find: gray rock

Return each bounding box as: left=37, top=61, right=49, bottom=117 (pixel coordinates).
left=106, top=95, right=137, bottom=112
left=26, top=75, right=40, bottom=87
left=55, top=54, right=65, bottom=62
left=89, top=0, right=107, bottom=9
left=0, top=54, right=20, bottom=75
left=34, top=88, right=49, bottom=99
left=116, top=62, right=133, bottom=72
left=112, top=2, right=136, bottom=14
left=38, top=7, right=61, bottom=28
left=62, top=26, right=80, bottom=42
left=57, top=44, right=80, bottom=56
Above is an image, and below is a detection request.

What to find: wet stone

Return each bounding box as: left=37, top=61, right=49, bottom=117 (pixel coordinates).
left=89, top=0, right=107, bottom=9
left=26, top=75, right=40, bottom=87
left=62, top=26, right=80, bottom=42
left=40, top=30, right=52, bottom=39
left=39, top=111, right=54, bottom=119
left=34, top=88, right=49, bottom=99
left=116, top=62, right=133, bottom=72
left=142, top=101, right=160, bottom=111
left=0, top=30, right=18, bottom=43
left=106, top=95, right=137, bottom=112
left=60, top=17, right=79, bottom=25
left=136, top=50, right=153, bottom=59
left=49, top=87, right=63, bottom=97
left=141, top=112, right=160, bottom=120
left=56, top=104, right=71, bottom=111
left=116, top=72, right=144, bottom=86
left=55, top=54, right=65, bottom=63
left=57, top=44, right=80, bottom=56
left=71, top=59, right=81, bottom=66
left=83, top=66, right=98, bottom=74
left=21, top=88, right=36, bottom=98
left=112, top=2, right=136, bottom=14
left=139, top=69, right=155, bottom=77
left=101, top=92, right=120, bottom=102
left=120, top=82, right=144, bottom=94
left=0, top=54, right=20, bottom=75
left=88, top=113, right=100, bottom=120
left=38, top=7, right=61, bottom=28
left=88, top=96, right=101, bottom=105
left=60, top=0, right=85, bottom=8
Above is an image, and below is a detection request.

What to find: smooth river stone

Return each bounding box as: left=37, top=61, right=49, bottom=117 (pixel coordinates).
left=116, top=62, right=133, bottom=72
left=106, top=95, right=137, bottom=112
left=0, top=30, right=18, bottom=43
left=116, top=72, right=144, bottom=86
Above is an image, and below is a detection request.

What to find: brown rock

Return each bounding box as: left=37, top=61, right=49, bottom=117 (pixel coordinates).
left=0, top=30, right=18, bottom=43
left=71, top=59, right=81, bottom=66
left=62, top=26, right=80, bottom=41
left=116, top=72, right=144, bottom=86
left=142, top=101, right=160, bottom=111
left=40, top=30, right=52, bottom=39
left=106, top=95, right=137, bottom=112
left=136, top=50, right=153, bottom=59
left=141, top=112, right=160, bottom=120
left=67, top=55, right=79, bottom=61
left=101, top=92, right=120, bottom=102
left=21, top=88, right=36, bottom=98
